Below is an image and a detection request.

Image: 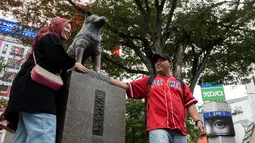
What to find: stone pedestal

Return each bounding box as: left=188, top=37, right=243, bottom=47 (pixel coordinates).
left=56, top=71, right=126, bottom=143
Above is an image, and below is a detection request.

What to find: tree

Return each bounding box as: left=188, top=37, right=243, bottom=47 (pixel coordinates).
left=90, top=0, right=255, bottom=92
left=2, top=0, right=255, bottom=89
left=172, top=0, right=255, bottom=91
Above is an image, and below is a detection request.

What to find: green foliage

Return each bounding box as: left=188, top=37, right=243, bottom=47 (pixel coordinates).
left=172, top=0, right=255, bottom=85
left=186, top=115, right=200, bottom=142
left=126, top=99, right=148, bottom=143
left=89, top=0, right=255, bottom=87
left=92, top=0, right=154, bottom=78
left=2, top=0, right=255, bottom=85
left=0, top=0, right=78, bottom=45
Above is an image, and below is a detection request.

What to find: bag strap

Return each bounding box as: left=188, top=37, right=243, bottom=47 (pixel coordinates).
left=146, top=75, right=155, bottom=103
left=32, top=51, right=37, bottom=64
left=32, top=50, right=62, bottom=75
left=177, top=79, right=189, bottom=121
left=145, top=75, right=155, bottom=119
left=177, top=79, right=185, bottom=103
left=144, top=75, right=155, bottom=133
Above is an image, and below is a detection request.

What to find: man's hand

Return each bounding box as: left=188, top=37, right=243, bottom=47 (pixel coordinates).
left=110, top=79, right=129, bottom=89
left=187, top=104, right=206, bottom=136
left=197, top=121, right=206, bottom=136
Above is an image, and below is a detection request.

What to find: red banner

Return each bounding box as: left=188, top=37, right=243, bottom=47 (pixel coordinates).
left=112, top=45, right=120, bottom=56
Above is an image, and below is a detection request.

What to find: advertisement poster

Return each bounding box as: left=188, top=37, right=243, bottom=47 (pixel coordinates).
left=203, top=111, right=235, bottom=137
left=201, top=85, right=226, bottom=101
left=0, top=18, right=36, bottom=40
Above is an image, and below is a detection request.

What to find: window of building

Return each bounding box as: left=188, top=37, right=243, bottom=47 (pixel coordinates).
left=1, top=71, right=13, bottom=83
left=7, top=58, right=16, bottom=69
left=6, top=58, right=21, bottom=70
left=2, top=44, right=8, bottom=55
left=10, top=46, right=24, bottom=57
left=0, top=56, right=5, bottom=62
left=0, top=85, right=8, bottom=91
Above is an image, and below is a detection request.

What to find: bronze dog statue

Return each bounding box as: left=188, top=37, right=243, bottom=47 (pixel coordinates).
left=67, top=12, right=106, bottom=72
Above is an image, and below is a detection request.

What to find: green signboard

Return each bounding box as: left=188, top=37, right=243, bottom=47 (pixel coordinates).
left=201, top=86, right=226, bottom=101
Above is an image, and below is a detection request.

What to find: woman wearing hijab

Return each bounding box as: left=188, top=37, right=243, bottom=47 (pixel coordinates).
left=3, top=17, right=88, bottom=143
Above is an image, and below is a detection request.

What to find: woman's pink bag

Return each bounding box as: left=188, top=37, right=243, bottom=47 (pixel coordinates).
left=30, top=51, right=63, bottom=91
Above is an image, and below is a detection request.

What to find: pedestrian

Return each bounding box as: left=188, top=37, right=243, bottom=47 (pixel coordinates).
left=110, top=53, right=205, bottom=143
left=2, top=17, right=89, bottom=143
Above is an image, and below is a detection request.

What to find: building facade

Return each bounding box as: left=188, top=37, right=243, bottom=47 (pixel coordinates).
left=244, top=76, right=255, bottom=121
left=0, top=18, right=35, bottom=143
left=0, top=39, right=30, bottom=97
left=0, top=18, right=35, bottom=98
left=227, top=96, right=253, bottom=123
left=225, top=76, right=255, bottom=143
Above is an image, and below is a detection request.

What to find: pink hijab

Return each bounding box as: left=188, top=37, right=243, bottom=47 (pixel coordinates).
left=25, top=18, right=73, bottom=59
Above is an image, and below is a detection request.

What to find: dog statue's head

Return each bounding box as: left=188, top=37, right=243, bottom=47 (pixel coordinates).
left=84, top=11, right=106, bottom=28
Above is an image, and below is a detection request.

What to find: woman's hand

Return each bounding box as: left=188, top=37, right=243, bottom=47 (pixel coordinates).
left=74, top=62, right=89, bottom=73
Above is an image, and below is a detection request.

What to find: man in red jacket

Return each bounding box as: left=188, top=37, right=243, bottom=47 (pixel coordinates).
left=110, top=53, right=205, bottom=143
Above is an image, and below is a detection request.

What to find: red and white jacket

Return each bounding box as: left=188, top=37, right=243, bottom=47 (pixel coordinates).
left=126, top=75, right=198, bottom=135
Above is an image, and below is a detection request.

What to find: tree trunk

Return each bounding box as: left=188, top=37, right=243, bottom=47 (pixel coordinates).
left=173, top=43, right=186, bottom=79
left=189, top=49, right=212, bottom=93
left=155, top=38, right=163, bottom=54
left=148, top=65, right=156, bottom=75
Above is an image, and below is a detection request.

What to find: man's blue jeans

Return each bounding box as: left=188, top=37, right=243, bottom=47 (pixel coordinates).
left=12, top=112, right=56, bottom=143
left=149, top=129, right=187, bottom=143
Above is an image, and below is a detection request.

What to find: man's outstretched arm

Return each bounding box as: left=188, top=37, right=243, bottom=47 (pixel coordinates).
left=110, top=79, right=129, bottom=90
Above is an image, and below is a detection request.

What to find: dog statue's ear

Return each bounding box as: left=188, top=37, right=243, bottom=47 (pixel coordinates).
left=85, top=11, right=92, bottom=17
